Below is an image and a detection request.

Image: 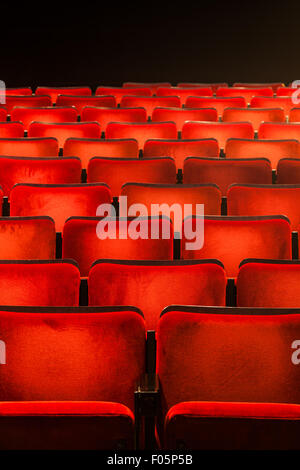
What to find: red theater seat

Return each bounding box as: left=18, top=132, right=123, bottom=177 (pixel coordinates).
left=0, top=260, right=80, bottom=306
left=106, top=122, right=177, bottom=148
left=5, top=87, right=32, bottom=96
left=237, top=260, right=300, bottom=307
left=217, top=87, right=273, bottom=103
left=5, top=96, right=52, bottom=114
left=225, top=138, right=300, bottom=169
left=87, top=157, right=176, bottom=197
left=277, top=87, right=298, bottom=97
left=0, top=137, right=59, bottom=157
left=234, top=82, right=284, bottom=92
left=96, top=86, right=152, bottom=103
left=181, top=216, right=291, bottom=278
left=63, top=138, right=139, bottom=169
left=0, top=122, right=24, bottom=138
left=0, top=108, right=7, bottom=121
left=28, top=122, right=101, bottom=148
left=11, top=106, right=78, bottom=130
left=56, top=95, right=116, bottom=113
left=227, top=184, right=300, bottom=230
left=185, top=97, right=246, bottom=117
left=182, top=121, right=254, bottom=149
left=123, top=82, right=171, bottom=94
left=10, top=183, right=112, bottom=233
left=251, top=97, right=294, bottom=116
left=121, top=183, right=221, bottom=232
left=152, top=108, right=218, bottom=131
left=0, top=306, right=144, bottom=449
left=62, top=217, right=174, bottom=276
left=89, top=260, right=226, bottom=331
left=259, top=122, right=300, bottom=142
left=156, top=87, right=213, bottom=104
left=35, top=86, right=92, bottom=104
left=0, top=157, right=82, bottom=198
left=289, top=108, right=300, bottom=122
left=177, top=83, right=228, bottom=93
left=144, top=139, right=220, bottom=169
left=81, top=107, right=147, bottom=131
left=222, top=108, right=285, bottom=132
left=183, top=158, right=272, bottom=195
left=158, top=306, right=300, bottom=450
left=277, top=158, right=300, bottom=184
left=0, top=216, right=56, bottom=259
left=120, top=96, right=181, bottom=116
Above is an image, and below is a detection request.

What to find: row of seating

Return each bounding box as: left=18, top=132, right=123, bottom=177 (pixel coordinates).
left=1, top=304, right=300, bottom=449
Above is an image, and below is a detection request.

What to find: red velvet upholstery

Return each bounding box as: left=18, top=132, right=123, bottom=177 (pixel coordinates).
left=185, top=97, right=246, bottom=117
left=144, top=139, right=219, bottom=170
left=156, top=87, right=213, bottom=105
left=237, top=260, right=300, bottom=307
left=0, top=306, right=145, bottom=449
left=62, top=217, right=174, bottom=276
left=259, top=122, right=300, bottom=141
left=222, top=108, right=285, bottom=132
left=10, top=183, right=112, bottom=232
left=225, top=138, right=300, bottom=169
left=277, top=158, right=300, bottom=184
left=182, top=216, right=291, bottom=277
left=251, top=97, right=294, bottom=116
left=5, top=87, right=32, bottom=96
left=277, top=87, right=298, bottom=97
left=152, top=107, right=218, bottom=131
left=177, top=83, right=228, bottom=93
left=5, top=95, right=52, bottom=114
left=0, top=216, right=56, bottom=259
left=123, top=82, right=171, bottom=94
left=183, top=157, right=272, bottom=195
left=182, top=121, right=254, bottom=149
left=121, top=183, right=221, bottom=230
left=81, top=106, right=147, bottom=131
left=0, top=157, right=82, bottom=198
left=28, top=122, right=101, bottom=148
left=96, top=86, right=152, bottom=103
left=227, top=184, right=300, bottom=230
left=63, top=137, right=139, bottom=169
left=0, top=108, right=7, bottom=121
left=120, top=96, right=181, bottom=116
left=12, top=106, right=78, bottom=130
left=289, top=108, right=300, bottom=122
left=35, top=86, right=92, bottom=104
left=87, top=157, right=176, bottom=197
left=0, top=122, right=24, bottom=138
left=217, top=87, right=273, bottom=103
left=157, top=306, right=300, bottom=449
left=0, top=137, right=59, bottom=157
left=233, top=82, right=283, bottom=92
left=0, top=260, right=80, bottom=306
left=106, top=122, right=177, bottom=148
left=56, top=95, right=116, bottom=113
left=89, top=260, right=226, bottom=330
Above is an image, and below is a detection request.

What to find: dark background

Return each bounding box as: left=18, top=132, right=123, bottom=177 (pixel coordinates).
left=0, top=1, right=298, bottom=90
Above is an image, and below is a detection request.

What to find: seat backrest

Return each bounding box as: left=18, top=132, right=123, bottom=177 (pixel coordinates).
left=227, top=184, right=300, bottom=230
left=56, top=95, right=116, bottom=113
left=217, top=87, right=273, bottom=103
left=277, top=87, right=297, bottom=97
left=87, top=157, right=176, bottom=197
left=0, top=260, right=80, bottom=306
left=63, top=138, right=139, bottom=169
left=5, top=96, right=52, bottom=113
left=10, top=183, right=112, bottom=232
left=222, top=108, right=285, bottom=132
left=156, top=87, right=213, bottom=105
left=123, top=82, right=171, bottom=94
left=5, top=87, right=32, bottom=96
left=89, top=260, right=226, bottom=331
left=259, top=122, right=300, bottom=141
left=177, top=83, right=228, bottom=93
left=81, top=106, right=147, bottom=131
left=12, top=106, right=78, bottom=130
left=0, top=306, right=145, bottom=412
left=0, top=216, right=56, bottom=259
left=157, top=306, right=300, bottom=417
left=152, top=107, right=218, bottom=131
left=289, top=108, right=300, bottom=123
left=277, top=158, right=300, bottom=184
left=120, top=96, right=181, bottom=116
left=62, top=216, right=174, bottom=276
left=28, top=122, right=101, bottom=148
left=96, top=86, right=152, bottom=103
left=35, top=86, right=92, bottom=104
left=182, top=121, right=254, bottom=149
left=225, top=138, right=300, bottom=169
left=251, top=97, right=294, bottom=116
left=233, top=82, right=284, bottom=92
left=0, top=122, right=24, bottom=138
left=144, top=138, right=219, bottom=169
left=106, top=122, right=177, bottom=148
left=182, top=216, right=292, bottom=277
left=183, top=157, right=272, bottom=195
left=0, top=108, right=7, bottom=122
left=0, top=157, right=82, bottom=197
left=185, top=97, right=246, bottom=116
left=237, top=260, right=300, bottom=307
